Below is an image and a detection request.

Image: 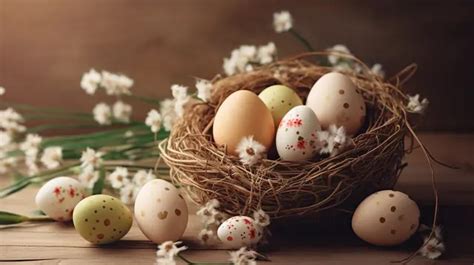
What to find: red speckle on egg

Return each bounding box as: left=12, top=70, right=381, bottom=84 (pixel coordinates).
left=243, top=219, right=252, bottom=225
left=97, top=234, right=104, bottom=239
left=53, top=187, right=61, bottom=196
left=250, top=229, right=256, bottom=239
left=227, top=236, right=233, bottom=241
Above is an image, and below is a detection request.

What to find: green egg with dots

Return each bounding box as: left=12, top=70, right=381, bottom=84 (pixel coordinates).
left=258, top=85, right=303, bottom=128
left=73, top=194, right=133, bottom=244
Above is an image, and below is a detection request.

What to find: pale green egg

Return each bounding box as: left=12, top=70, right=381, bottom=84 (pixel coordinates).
left=73, top=194, right=133, bottom=244
left=258, top=85, right=303, bottom=128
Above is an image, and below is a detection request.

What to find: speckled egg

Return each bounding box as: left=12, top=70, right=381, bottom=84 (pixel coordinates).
left=276, top=106, right=322, bottom=161
left=72, top=194, right=133, bottom=244
left=258, top=85, right=303, bottom=128
left=306, top=72, right=366, bottom=135
left=217, top=216, right=262, bottom=249
left=213, top=90, right=275, bottom=155
left=35, top=176, right=88, bottom=221
left=134, top=179, right=188, bottom=244
left=352, top=190, right=420, bottom=246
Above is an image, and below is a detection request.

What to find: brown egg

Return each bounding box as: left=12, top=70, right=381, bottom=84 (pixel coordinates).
left=352, top=190, right=420, bottom=246
left=213, top=90, right=274, bottom=155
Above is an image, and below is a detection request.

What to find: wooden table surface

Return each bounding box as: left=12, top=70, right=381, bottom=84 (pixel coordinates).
left=1, top=133, right=473, bottom=264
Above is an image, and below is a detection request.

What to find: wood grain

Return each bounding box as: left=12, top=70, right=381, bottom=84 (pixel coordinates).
left=0, top=0, right=473, bottom=131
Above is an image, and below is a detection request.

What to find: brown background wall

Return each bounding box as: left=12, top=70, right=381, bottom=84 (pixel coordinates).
left=0, top=0, right=473, bottom=131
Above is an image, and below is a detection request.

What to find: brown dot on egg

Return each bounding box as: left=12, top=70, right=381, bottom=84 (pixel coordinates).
left=96, top=219, right=99, bottom=223
left=175, top=209, right=181, bottom=216
left=158, top=211, right=168, bottom=220
left=390, top=229, right=396, bottom=235
left=104, top=219, right=110, bottom=226
left=92, top=227, right=96, bottom=230
left=398, top=215, right=405, bottom=221
left=110, top=208, right=113, bottom=211
left=102, top=206, right=106, bottom=209
left=281, top=100, right=285, bottom=103
left=389, top=193, right=395, bottom=198
left=165, top=187, right=170, bottom=191
left=343, top=103, right=350, bottom=109
left=97, top=234, right=104, bottom=239
left=339, top=89, right=345, bottom=95
left=94, top=210, right=98, bottom=214
left=391, top=206, right=397, bottom=212
left=103, top=200, right=106, bottom=203
left=379, top=217, right=386, bottom=223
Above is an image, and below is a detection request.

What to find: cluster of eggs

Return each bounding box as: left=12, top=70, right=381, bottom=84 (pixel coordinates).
left=213, top=72, right=367, bottom=161
left=35, top=177, right=188, bottom=245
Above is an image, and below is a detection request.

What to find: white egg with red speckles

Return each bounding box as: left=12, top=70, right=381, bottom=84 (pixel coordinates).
left=276, top=105, right=322, bottom=161
left=35, top=176, right=88, bottom=221
left=217, top=216, right=262, bottom=249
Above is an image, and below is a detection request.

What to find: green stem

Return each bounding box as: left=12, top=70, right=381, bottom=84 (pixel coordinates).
left=289, top=28, right=314, bottom=52
left=123, top=94, right=161, bottom=106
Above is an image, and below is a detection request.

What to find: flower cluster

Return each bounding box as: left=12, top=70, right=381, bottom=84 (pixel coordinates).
left=418, top=225, right=445, bottom=260
left=327, top=44, right=385, bottom=79
left=317, top=125, right=352, bottom=157
left=407, top=94, right=429, bottom=114
left=156, top=241, right=187, bottom=265
left=196, top=199, right=228, bottom=245
left=107, top=167, right=156, bottom=204
left=229, top=247, right=258, bottom=265
left=273, top=10, right=293, bottom=33
left=236, top=136, right=267, bottom=166
left=223, top=42, right=277, bottom=76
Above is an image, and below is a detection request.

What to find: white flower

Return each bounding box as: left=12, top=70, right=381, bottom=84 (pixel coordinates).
left=223, top=45, right=257, bottom=76
left=93, top=102, right=112, bottom=125
left=257, top=42, right=277, bottom=64
left=80, top=148, right=104, bottom=172
left=195, top=79, right=213, bottom=102
left=108, top=167, right=130, bottom=189
left=328, top=125, right=348, bottom=147
left=78, top=170, right=100, bottom=189
left=235, top=136, right=266, bottom=166
left=112, top=100, right=132, bottom=123
left=132, top=170, right=155, bottom=187
left=20, top=134, right=42, bottom=158
left=40, top=147, right=63, bottom=169
left=196, top=199, right=226, bottom=226
left=318, top=125, right=351, bottom=156
left=317, top=130, right=334, bottom=155
left=100, top=71, right=133, bottom=96
left=407, top=94, right=429, bottom=114
left=0, top=87, right=5, bottom=95
left=0, top=156, right=17, bottom=174
left=328, top=44, right=352, bottom=65
left=156, top=241, right=187, bottom=265
left=25, top=156, right=39, bottom=175
left=0, top=131, right=12, bottom=147
left=370, top=63, right=385, bottom=78
left=119, top=183, right=138, bottom=205
left=124, top=130, right=134, bottom=138
left=145, top=109, right=162, bottom=133
left=171, top=84, right=188, bottom=101
left=419, top=236, right=445, bottom=260
left=0, top=108, right=26, bottom=133
left=198, top=228, right=215, bottom=245
left=229, top=247, right=257, bottom=265
left=160, top=99, right=178, bottom=131
left=253, top=209, right=270, bottom=227
left=80, top=69, right=101, bottom=95
left=273, top=10, right=293, bottom=33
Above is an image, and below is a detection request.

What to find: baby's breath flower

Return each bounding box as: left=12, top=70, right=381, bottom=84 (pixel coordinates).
left=0, top=108, right=26, bottom=133
left=0, top=156, right=17, bottom=174
left=273, top=10, right=293, bottom=33
left=119, top=183, right=138, bottom=205
left=318, top=125, right=351, bottom=157
left=40, top=146, right=63, bottom=169
left=197, top=199, right=226, bottom=226
left=223, top=45, right=257, bottom=76
left=108, top=167, right=130, bottom=189
left=236, top=136, right=266, bottom=166
left=160, top=99, right=178, bottom=132
left=20, top=134, right=42, bottom=158
left=198, top=228, right=215, bottom=245
left=145, top=109, right=162, bottom=133
left=112, top=100, right=132, bottom=123
left=407, top=94, right=429, bottom=114
left=174, top=98, right=189, bottom=118
left=0, top=87, right=5, bottom=95
left=0, top=131, right=12, bottom=147
left=317, top=130, right=334, bottom=155
left=229, top=247, right=258, bottom=265
left=100, top=71, right=133, bottom=96
left=327, top=44, right=352, bottom=65
left=132, top=170, right=155, bottom=187
left=328, top=125, right=348, bottom=148
left=93, top=103, right=112, bottom=125
left=156, top=241, right=187, bottom=265
left=419, top=236, right=445, bottom=260
left=25, top=156, right=39, bottom=175
left=253, top=209, right=270, bottom=227
left=80, top=148, right=104, bottom=172
left=78, top=170, right=100, bottom=189
left=370, top=63, right=385, bottom=78
left=80, top=69, right=101, bottom=95
left=257, top=42, right=277, bottom=64
left=171, top=84, right=188, bottom=101
left=195, top=79, right=213, bottom=102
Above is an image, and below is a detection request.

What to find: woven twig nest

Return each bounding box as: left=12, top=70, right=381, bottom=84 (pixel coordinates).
left=159, top=52, right=416, bottom=220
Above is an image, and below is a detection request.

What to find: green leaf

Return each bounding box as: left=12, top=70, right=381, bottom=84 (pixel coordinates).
left=0, top=179, right=32, bottom=198
left=92, top=166, right=106, bottom=195
left=0, top=211, right=28, bottom=225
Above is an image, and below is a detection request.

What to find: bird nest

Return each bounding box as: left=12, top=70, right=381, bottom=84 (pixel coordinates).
left=159, top=52, right=418, bottom=220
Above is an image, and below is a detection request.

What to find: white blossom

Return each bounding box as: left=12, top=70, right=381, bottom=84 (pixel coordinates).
left=108, top=167, right=130, bottom=189
left=171, top=84, right=188, bottom=101
left=0, top=131, right=12, bottom=147
left=229, top=247, right=258, bottom=265
left=100, top=71, right=133, bottom=96
left=196, top=199, right=226, bottom=226
left=0, top=156, right=17, bottom=174
left=370, top=63, right=385, bottom=78
left=112, top=100, right=132, bottom=123
left=20, top=134, right=42, bottom=158
left=318, top=125, right=351, bottom=157
left=195, top=79, right=213, bottom=102
left=257, top=42, right=277, bottom=64
left=93, top=102, right=112, bottom=125
left=236, top=136, right=266, bottom=166
left=132, top=170, right=155, bottom=187
left=317, top=130, right=334, bottom=155
left=40, top=146, right=63, bottom=169
left=80, top=69, right=101, bottom=95
left=119, top=183, right=138, bottom=205
left=0, top=108, right=26, bottom=133
left=160, top=99, right=178, bottom=131
left=156, top=241, right=187, bottom=265
left=273, top=10, right=293, bottom=33
left=198, top=228, right=215, bottom=245
left=407, top=94, right=429, bottom=114
left=25, top=156, right=39, bottom=175
left=145, top=109, right=162, bottom=133
left=0, top=87, right=5, bottom=95
left=328, top=125, right=348, bottom=148
left=419, top=236, right=445, bottom=260
left=78, top=170, right=100, bottom=189
left=328, top=44, right=352, bottom=65
left=80, top=148, right=104, bottom=172
left=253, top=208, right=270, bottom=227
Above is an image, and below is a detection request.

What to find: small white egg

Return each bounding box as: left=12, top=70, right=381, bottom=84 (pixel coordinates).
left=217, top=216, right=262, bottom=249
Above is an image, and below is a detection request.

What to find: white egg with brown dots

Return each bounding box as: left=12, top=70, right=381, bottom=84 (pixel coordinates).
left=217, top=216, right=262, bottom=248
left=306, top=72, right=366, bottom=135
left=134, top=179, right=188, bottom=244
left=72, top=194, right=133, bottom=244
left=35, top=176, right=88, bottom=221
left=351, top=190, right=420, bottom=246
